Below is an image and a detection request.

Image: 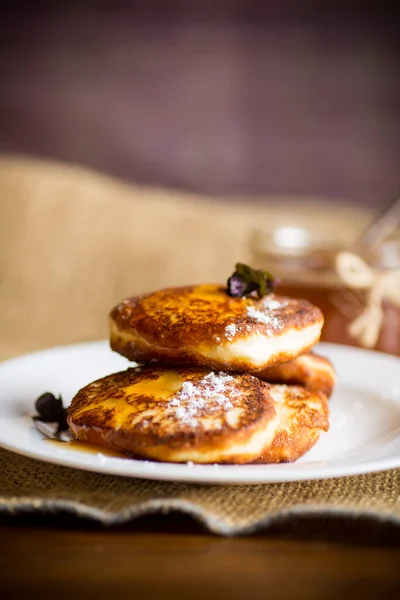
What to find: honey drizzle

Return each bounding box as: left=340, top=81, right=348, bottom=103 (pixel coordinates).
left=46, top=438, right=127, bottom=458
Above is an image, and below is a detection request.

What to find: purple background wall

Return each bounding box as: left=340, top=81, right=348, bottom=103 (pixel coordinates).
left=0, top=1, right=399, bottom=207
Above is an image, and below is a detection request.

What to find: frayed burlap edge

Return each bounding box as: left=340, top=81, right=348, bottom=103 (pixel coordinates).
left=2, top=449, right=400, bottom=536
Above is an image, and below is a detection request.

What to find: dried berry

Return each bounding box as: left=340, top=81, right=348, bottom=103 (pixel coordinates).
left=33, top=392, right=69, bottom=432
left=227, top=263, right=278, bottom=299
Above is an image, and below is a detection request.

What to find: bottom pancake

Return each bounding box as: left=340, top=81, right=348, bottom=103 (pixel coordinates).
left=67, top=366, right=279, bottom=464
left=68, top=367, right=330, bottom=465
left=255, top=384, right=330, bottom=464
left=255, top=353, right=336, bottom=398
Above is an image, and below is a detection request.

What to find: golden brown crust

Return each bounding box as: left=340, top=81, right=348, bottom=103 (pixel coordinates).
left=109, top=285, right=324, bottom=371
left=257, top=429, right=322, bottom=464
left=255, top=353, right=336, bottom=398
left=255, top=384, right=330, bottom=464
left=67, top=366, right=279, bottom=464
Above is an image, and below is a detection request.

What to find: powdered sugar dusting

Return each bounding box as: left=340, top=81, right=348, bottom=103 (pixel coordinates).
left=262, top=296, right=288, bottom=310
left=168, top=371, right=236, bottom=427
left=246, top=305, right=283, bottom=333
left=224, top=323, right=237, bottom=340
left=225, top=298, right=286, bottom=339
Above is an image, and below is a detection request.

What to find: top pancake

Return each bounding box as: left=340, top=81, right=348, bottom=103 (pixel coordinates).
left=109, top=284, right=323, bottom=372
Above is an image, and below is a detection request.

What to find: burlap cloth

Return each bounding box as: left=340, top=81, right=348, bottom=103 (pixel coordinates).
left=1, top=448, right=400, bottom=535
left=1, top=155, right=399, bottom=536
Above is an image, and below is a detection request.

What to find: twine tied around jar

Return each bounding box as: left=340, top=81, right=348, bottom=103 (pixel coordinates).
left=336, top=252, right=400, bottom=348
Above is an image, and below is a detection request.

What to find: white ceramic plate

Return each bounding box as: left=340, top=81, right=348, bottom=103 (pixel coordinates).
left=0, top=341, right=400, bottom=485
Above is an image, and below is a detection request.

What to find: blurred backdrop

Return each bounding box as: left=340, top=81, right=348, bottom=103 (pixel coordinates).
left=1, top=0, right=399, bottom=207
left=1, top=1, right=399, bottom=358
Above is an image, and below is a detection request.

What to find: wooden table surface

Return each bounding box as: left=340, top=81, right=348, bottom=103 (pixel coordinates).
left=1, top=286, right=400, bottom=599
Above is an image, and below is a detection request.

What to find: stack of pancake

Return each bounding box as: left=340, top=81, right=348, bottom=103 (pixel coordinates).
left=68, top=277, right=334, bottom=464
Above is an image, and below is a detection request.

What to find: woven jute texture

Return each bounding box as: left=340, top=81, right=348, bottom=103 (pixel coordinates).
left=1, top=448, right=400, bottom=535
left=2, top=155, right=398, bottom=536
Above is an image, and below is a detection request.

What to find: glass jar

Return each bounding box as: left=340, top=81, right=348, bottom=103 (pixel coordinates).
left=249, top=219, right=400, bottom=355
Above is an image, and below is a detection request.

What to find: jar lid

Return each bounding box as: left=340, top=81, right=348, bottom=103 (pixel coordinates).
left=248, top=200, right=398, bottom=286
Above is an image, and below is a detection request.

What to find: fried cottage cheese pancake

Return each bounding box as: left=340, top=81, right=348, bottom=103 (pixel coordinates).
left=109, top=285, right=324, bottom=372
left=256, top=353, right=336, bottom=398
left=256, top=384, right=330, bottom=464
left=67, top=368, right=330, bottom=465
left=67, top=366, right=280, bottom=464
